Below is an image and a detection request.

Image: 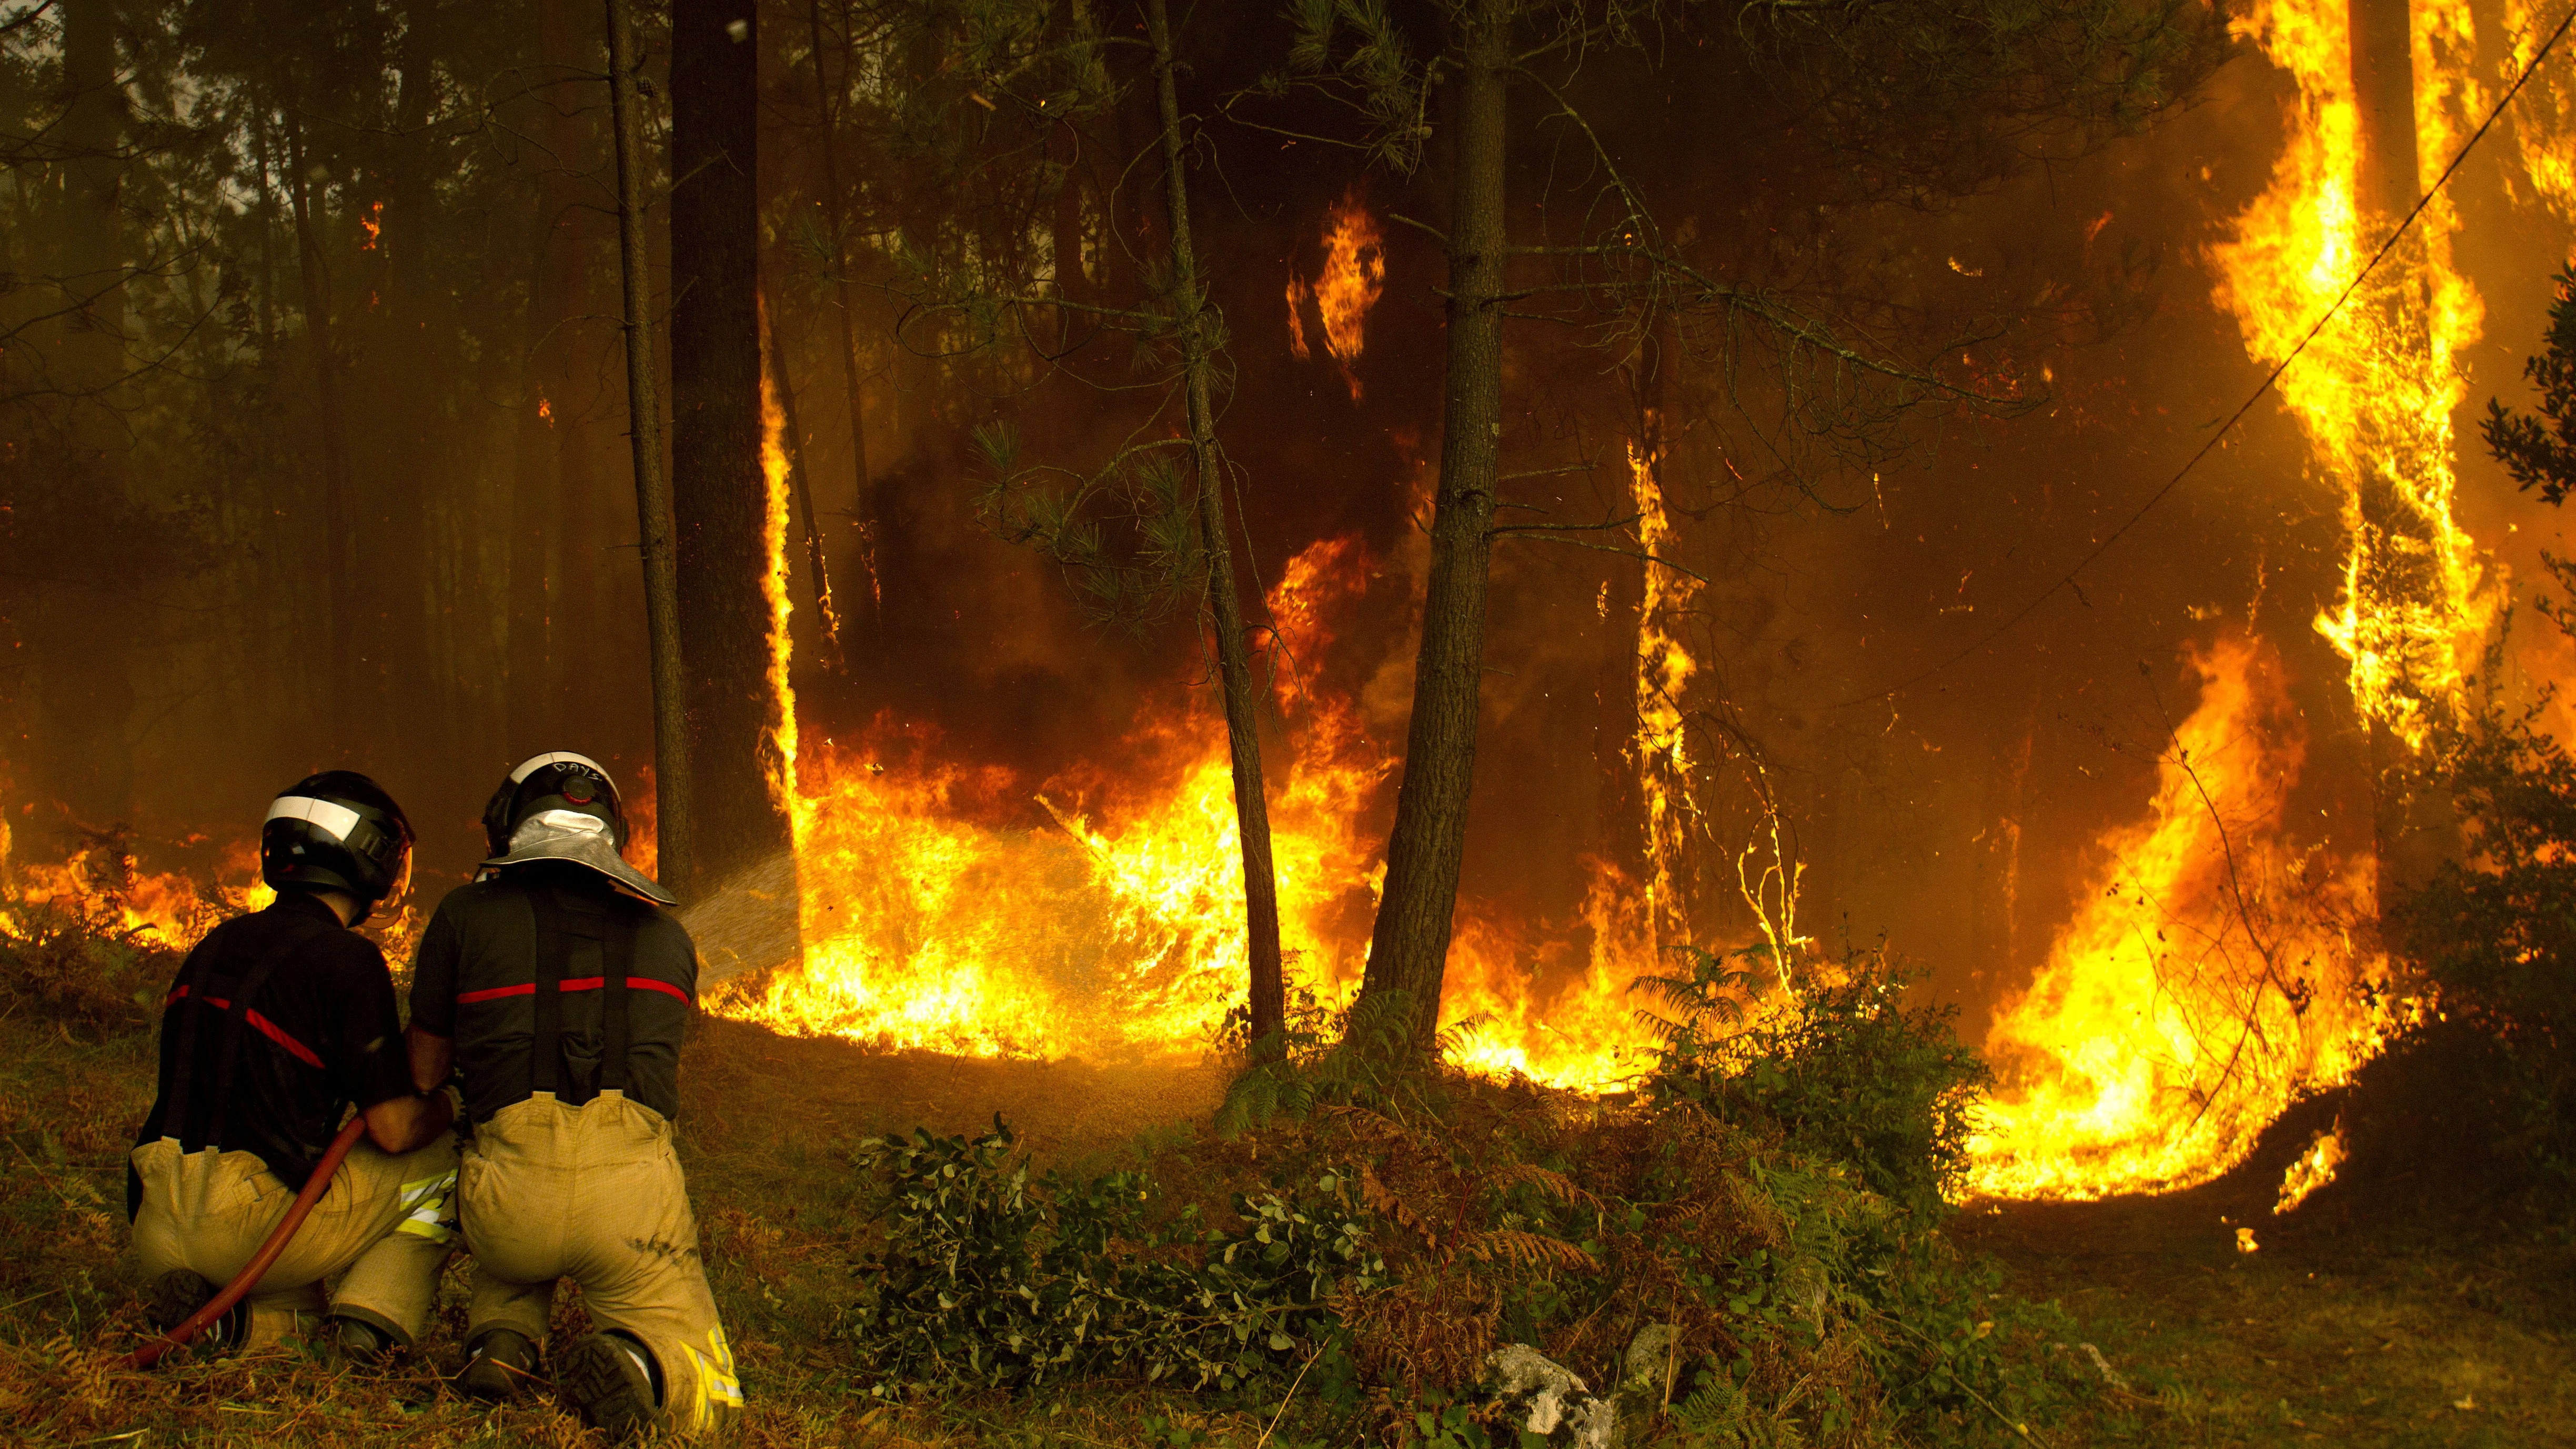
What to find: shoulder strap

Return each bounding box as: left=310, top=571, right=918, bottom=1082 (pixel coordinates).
left=526, top=885, right=637, bottom=1101
left=599, top=910, right=638, bottom=1093
left=528, top=890, right=564, bottom=1097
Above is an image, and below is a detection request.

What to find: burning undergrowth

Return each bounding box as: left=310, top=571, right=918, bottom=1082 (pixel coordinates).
left=710, top=529, right=1690, bottom=1089
left=1968, top=633, right=2402, bottom=1203
left=0, top=830, right=258, bottom=1039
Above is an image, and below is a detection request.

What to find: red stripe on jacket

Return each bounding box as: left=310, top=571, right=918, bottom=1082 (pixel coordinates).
left=454, top=976, right=693, bottom=1008
left=163, top=985, right=327, bottom=1070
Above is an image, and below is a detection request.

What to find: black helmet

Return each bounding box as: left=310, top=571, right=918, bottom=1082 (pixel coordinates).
left=261, top=771, right=414, bottom=923
left=483, top=751, right=626, bottom=856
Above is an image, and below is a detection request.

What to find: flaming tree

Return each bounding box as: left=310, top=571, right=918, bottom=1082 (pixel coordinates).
left=1266, top=0, right=2225, bottom=1051
left=880, top=0, right=1294, bottom=1048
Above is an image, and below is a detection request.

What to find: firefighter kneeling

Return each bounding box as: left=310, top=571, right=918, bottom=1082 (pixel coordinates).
left=128, top=772, right=457, bottom=1360
left=407, top=751, right=740, bottom=1437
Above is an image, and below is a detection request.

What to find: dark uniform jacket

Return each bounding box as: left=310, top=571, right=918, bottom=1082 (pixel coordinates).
left=409, top=862, right=697, bottom=1124
left=130, top=889, right=414, bottom=1215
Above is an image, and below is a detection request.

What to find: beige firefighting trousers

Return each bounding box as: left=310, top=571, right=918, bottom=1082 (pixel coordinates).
left=459, top=1090, right=741, bottom=1437
left=129, top=1134, right=459, bottom=1350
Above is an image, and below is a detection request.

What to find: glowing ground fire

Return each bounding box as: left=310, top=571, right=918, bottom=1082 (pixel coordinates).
left=710, top=529, right=1674, bottom=1086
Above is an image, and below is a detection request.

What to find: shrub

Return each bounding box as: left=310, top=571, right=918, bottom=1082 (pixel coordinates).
left=842, top=1115, right=1380, bottom=1396
left=2388, top=689, right=2576, bottom=1190
left=1636, top=945, right=1991, bottom=1219
left=847, top=1077, right=2094, bottom=1446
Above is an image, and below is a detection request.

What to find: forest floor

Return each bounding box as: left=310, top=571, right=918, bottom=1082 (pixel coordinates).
left=1956, top=1160, right=2576, bottom=1448
left=2, top=998, right=2571, bottom=1446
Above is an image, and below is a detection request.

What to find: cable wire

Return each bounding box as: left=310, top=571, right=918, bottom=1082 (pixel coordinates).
left=1834, top=2, right=2576, bottom=710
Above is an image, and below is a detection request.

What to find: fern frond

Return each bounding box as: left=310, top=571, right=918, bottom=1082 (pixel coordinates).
left=1461, top=1229, right=1598, bottom=1273
left=1359, top=1162, right=1438, bottom=1254
left=1486, top=1161, right=1601, bottom=1213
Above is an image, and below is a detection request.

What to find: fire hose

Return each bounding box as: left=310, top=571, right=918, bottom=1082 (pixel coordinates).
left=125, top=1114, right=370, bottom=1370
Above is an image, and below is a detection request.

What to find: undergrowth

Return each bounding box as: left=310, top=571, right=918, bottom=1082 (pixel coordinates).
left=843, top=949, right=2098, bottom=1447
left=0, top=891, right=177, bottom=1039
left=1, top=881, right=2558, bottom=1446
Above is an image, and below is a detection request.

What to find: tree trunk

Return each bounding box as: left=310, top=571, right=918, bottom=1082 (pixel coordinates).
left=805, top=0, right=876, bottom=633
left=670, top=0, right=793, bottom=891
left=2349, top=0, right=2417, bottom=225
left=1356, top=0, right=1512, bottom=1050
left=2346, top=0, right=2455, bottom=904
left=507, top=221, right=563, bottom=757
left=284, top=116, right=359, bottom=750
left=370, top=0, right=444, bottom=769
left=606, top=0, right=693, bottom=893
left=1144, top=0, right=1285, bottom=1049
left=508, top=0, right=606, bottom=754
left=39, top=0, right=136, bottom=829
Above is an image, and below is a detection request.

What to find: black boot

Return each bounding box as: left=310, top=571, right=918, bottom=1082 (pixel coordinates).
left=457, top=1327, right=540, bottom=1401
left=320, top=1314, right=396, bottom=1367
left=144, top=1268, right=248, bottom=1355
left=558, top=1331, right=661, bottom=1438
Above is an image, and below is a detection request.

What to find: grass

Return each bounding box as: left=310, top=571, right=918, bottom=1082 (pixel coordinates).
left=3, top=935, right=2572, bottom=1445
left=0, top=978, right=1292, bottom=1448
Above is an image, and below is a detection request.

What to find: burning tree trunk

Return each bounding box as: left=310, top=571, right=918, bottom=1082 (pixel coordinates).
left=760, top=268, right=838, bottom=649
left=1144, top=0, right=1286, bottom=1049
left=606, top=0, right=693, bottom=891
left=670, top=0, right=794, bottom=893
left=1356, top=0, right=1511, bottom=1050
left=803, top=0, right=876, bottom=635
left=2349, top=0, right=2418, bottom=223
left=2343, top=0, right=2462, bottom=898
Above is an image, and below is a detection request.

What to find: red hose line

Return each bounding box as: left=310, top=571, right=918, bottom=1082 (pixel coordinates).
left=126, top=1114, right=371, bottom=1370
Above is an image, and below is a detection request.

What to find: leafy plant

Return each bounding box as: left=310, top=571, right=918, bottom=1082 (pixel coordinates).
left=1636, top=946, right=1991, bottom=1219
left=843, top=1116, right=1382, bottom=1397
left=2388, top=671, right=2576, bottom=1190
left=2483, top=266, right=2576, bottom=506
left=1214, top=986, right=1474, bottom=1134
left=849, top=940, right=2086, bottom=1447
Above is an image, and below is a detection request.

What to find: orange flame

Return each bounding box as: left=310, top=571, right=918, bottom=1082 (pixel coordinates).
left=1, top=838, right=269, bottom=949
left=710, top=533, right=1673, bottom=1087
left=2274, top=1123, right=2348, bottom=1214
left=2209, top=0, right=2495, bottom=750
left=0, top=823, right=440, bottom=963
left=1628, top=429, right=1703, bottom=966
left=759, top=322, right=800, bottom=821
left=1285, top=194, right=1384, bottom=401
left=1970, top=0, right=2495, bottom=1203
left=1968, top=636, right=2399, bottom=1200
left=1285, top=275, right=1312, bottom=361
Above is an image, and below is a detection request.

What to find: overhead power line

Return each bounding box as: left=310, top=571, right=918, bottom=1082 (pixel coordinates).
left=1835, top=1, right=2576, bottom=710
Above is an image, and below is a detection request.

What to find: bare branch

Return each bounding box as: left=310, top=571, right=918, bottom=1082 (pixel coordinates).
left=1490, top=530, right=1709, bottom=583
